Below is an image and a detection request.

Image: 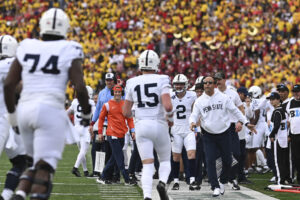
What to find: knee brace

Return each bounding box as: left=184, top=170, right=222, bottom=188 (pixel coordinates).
left=5, top=155, right=27, bottom=190
left=30, top=161, right=54, bottom=200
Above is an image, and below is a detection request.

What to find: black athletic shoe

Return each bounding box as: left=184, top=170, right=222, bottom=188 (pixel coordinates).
left=71, top=167, right=81, bottom=177
left=10, top=194, right=25, bottom=200
left=229, top=180, right=240, bottom=190
left=153, top=171, right=159, bottom=179
left=156, top=181, right=169, bottom=200
left=189, top=181, right=201, bottom=190
left=144, top=198, right=152, bottom=200
left=84, top=171, right=89, bottom=177
left=171, top=182, right=179, bottom=190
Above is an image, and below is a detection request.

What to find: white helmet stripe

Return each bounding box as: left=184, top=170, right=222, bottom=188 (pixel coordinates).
left=0, top=36, right=4, bottom=54
left=52, top=9, right=57, bottom=30
left=145, top=50, right=149, bottom=66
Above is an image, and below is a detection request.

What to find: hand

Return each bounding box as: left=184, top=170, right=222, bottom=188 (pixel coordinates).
left=246, top=124, right=257, bottom=134
left=90, top=131, right=94, bottom=140
left=270, top=137, right=275, bottom=142
left=89, top=125, right=94, bottom=134
left=131, top=132, right=136, bottom=140
left=190, top=122, right=196, bottom=132
left=235, top=122, right=243, bottom=132
left=168, top=120, right=173, bottom=127
left=98, top=134, right=104, bottom=142
left=288, top=136, right=291, bottom=142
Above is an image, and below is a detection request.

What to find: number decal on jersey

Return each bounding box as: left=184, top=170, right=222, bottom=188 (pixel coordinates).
left=76, top=104, right=82, bottom=119
left=134, top=83, right=159, bottom=108
left=24, top=54, right=60, bottom=74
left=176, top=105, right=186, bottom=119
left=24, top=54, right=40, bottom=73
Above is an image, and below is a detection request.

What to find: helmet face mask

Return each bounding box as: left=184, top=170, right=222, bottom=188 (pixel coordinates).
left=138, top=50, right=160, bottom=72
left=173, top=74, right=188, bottom=93
left=0, top=35, right=18, bottom=58
left=39, top=8, right=70, bottom=38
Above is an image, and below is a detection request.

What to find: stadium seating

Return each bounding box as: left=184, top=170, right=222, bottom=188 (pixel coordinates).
left=1, top=0, right=299, bottom=100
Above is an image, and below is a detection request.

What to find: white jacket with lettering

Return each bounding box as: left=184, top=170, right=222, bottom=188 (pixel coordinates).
left=189, top=90, right=247, bottom=134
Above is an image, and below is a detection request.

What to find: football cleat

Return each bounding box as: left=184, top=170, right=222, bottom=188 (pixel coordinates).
left=156, top=181, right=169, bottom=200
left=71, top=167, right=81, bottom=177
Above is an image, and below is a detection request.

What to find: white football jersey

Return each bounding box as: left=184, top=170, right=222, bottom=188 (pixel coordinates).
left=251, top=98, right=267, bottom=123
left=16, top=38, right=83, bottom=108
left=0, top=57, right=15, bottom=116
left=171, top=91, right=197, bottom=127
left=125, top=74, right=171, bottom=121
left=68, top=98, right=95, bottom=126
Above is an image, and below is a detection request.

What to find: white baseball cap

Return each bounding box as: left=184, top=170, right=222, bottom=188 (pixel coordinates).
left=105, top=73, right=114, bottom=80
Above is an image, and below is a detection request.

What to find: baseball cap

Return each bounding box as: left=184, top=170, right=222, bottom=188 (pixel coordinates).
left=266, top=92, right=280, bottom=100
left=237, top=87, right=248, bottom=96
left=105, top=72, right=114, bottom=80
left=292, top=84, right=300, bottom=92
left=276, top=84, right=289, bottom=92
left=214, top=72, right=225, bottom=80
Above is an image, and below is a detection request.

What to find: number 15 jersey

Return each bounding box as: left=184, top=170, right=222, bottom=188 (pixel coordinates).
left=16, top=38, right=83, bottom=108
left=125, top=74, right=171, bottom=121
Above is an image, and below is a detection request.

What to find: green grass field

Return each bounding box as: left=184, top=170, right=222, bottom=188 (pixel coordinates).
left=0, top=144, right=143, bottom=200
left=1, top=144, right=299, bottom=199
left=243, top=172, right=300, bottom=200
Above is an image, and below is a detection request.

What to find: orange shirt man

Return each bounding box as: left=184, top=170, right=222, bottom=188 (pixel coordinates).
left=98, top=85, right=135, bottom=140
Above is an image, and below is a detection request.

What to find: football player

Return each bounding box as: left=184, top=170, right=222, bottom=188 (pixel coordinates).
left=247, top=86, right=269, bottom=172
left=4, top=8, right=91, bottom=200
left=0, top=35, right=29, bottom=200
left=170, top=74, right=198, bottom=191
left=123, top=50, right=173, bottom=200
left=67, top=86, right=95, bottom=177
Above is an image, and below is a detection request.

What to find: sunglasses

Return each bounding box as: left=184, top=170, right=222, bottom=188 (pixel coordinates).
left=203, top=81, right=214, bottom=85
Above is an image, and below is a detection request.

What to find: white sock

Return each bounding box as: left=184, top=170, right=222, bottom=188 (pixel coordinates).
left=141, top=163, right=155, bottom=199
left=190, top=177, right=195, bottom=183
left=256, top=149, right=266, bottom=166
left=15, top=190, right=26, bottom=199
left=159, top=161, right=171, bottom=184
left=1, top=189, right=13, bottom=200
left=174, top=178, right=179, bottom=183
left=75, top=142, right=89, bottom=169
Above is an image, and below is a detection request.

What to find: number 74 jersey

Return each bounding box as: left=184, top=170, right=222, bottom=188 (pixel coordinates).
left=171, top=91, right=197, bottom=129
left=125, top=74, right=171, bottom=121
left=16, top=38, right=83, bottom=107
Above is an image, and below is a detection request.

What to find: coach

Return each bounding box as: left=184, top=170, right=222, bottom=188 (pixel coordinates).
left=189, top=76, right=255, bottom=197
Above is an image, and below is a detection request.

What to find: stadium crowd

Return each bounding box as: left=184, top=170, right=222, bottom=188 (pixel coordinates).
left=1, top=0, right=299, bottom=99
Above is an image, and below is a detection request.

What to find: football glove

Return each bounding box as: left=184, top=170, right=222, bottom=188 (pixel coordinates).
left=80, top=104, right=92, bottom=127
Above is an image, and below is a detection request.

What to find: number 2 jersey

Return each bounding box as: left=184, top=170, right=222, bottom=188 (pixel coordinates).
left=125, top=74, right=171, bottom=121
left=16, top=38, right=83, bottom=109
left=170, top=91, right=197, bottom=134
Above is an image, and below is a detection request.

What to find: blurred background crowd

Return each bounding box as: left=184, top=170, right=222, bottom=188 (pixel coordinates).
left=1, top=0, right=299, bottom=100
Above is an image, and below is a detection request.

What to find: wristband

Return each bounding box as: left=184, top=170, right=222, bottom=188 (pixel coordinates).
left=90, top=121, right=95, bottom=126
left=130, top=128, right=135, bottom=133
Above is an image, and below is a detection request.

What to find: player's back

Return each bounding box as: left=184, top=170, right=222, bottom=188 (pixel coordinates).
left=16, top=38, right=83, bottom=108
left=126, top=74, right=170, bottom=121
left=70, top=98, right=95, bottom=126
left=0, top=57, right=14, bottom=116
